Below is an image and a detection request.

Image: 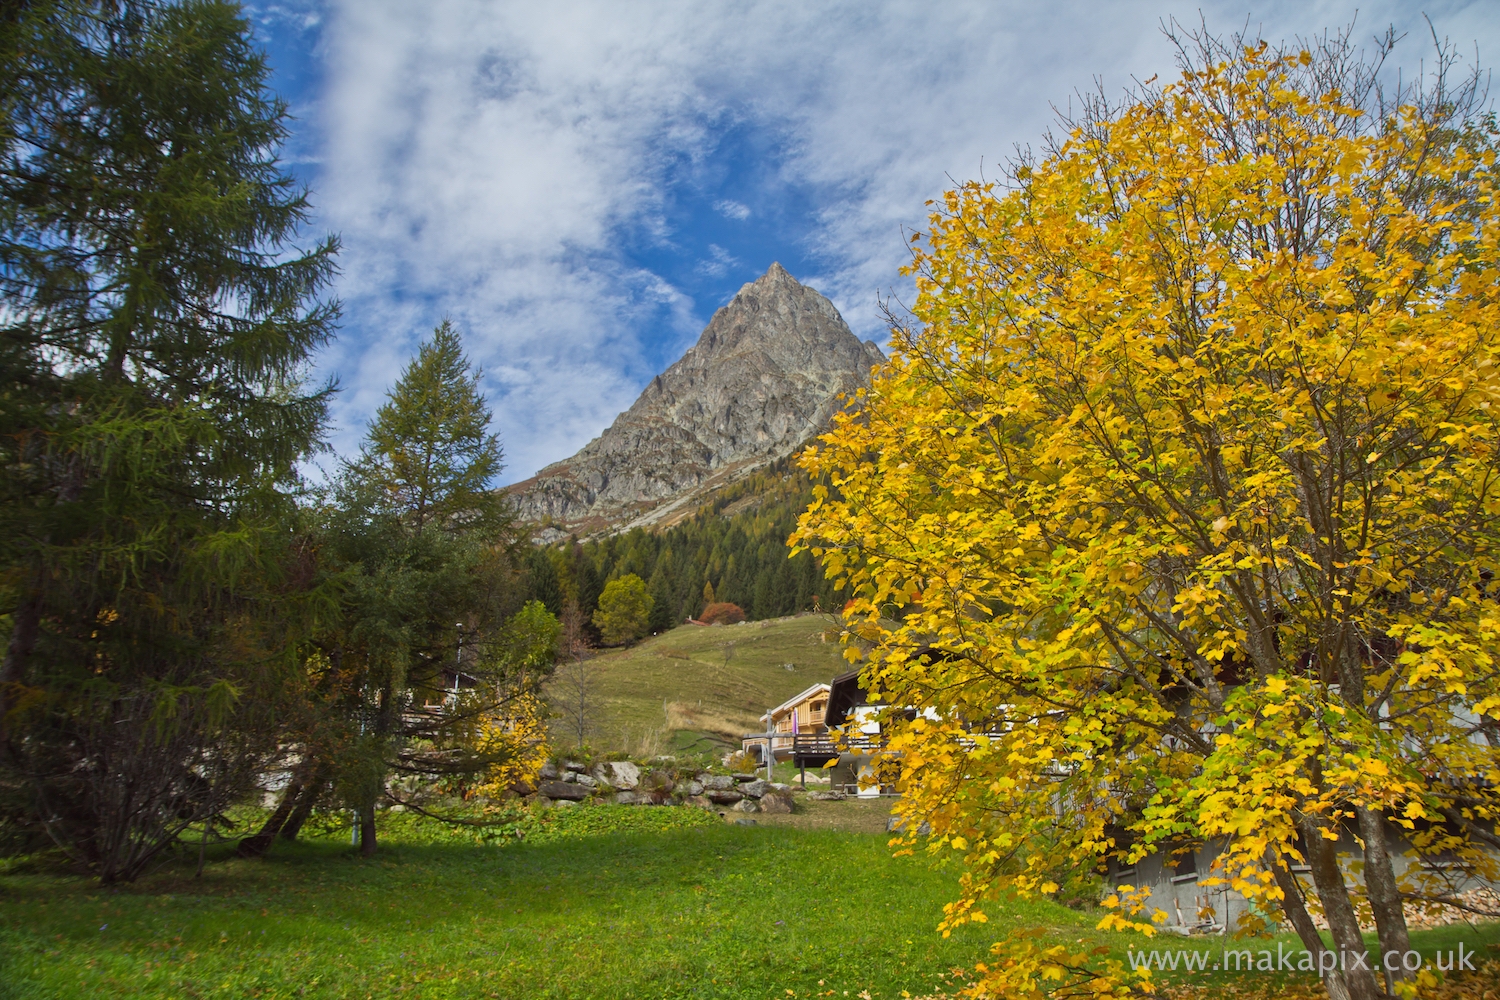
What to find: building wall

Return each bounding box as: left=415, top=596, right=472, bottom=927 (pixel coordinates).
left=771, top=693, right=829, bottom=733
left=1118, top=832, right=1490, bottom=934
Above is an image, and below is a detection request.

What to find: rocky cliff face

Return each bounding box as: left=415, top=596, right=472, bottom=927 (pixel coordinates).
left=508, top=263, right=883, bottom=535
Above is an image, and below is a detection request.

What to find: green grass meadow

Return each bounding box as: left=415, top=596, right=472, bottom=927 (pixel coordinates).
left=3, top=802, right=1500, bottom=999
left=0, top=806, right=1069, bottom=1000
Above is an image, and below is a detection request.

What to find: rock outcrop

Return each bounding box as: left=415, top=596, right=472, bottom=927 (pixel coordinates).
left=508, top=263, right=883, bottom=535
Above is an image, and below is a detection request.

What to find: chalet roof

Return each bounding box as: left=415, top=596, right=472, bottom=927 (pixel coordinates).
left=759, top=682, right=831, bottom=724
left=824, top=647, right=964, bottom=728
left=825, top=669, right=871, bottom=729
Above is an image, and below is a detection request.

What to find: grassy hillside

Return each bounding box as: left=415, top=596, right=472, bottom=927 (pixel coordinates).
left=549, top=612, right=852, bottom=755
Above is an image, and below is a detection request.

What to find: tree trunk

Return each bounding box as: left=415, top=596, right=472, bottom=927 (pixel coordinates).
left=1355, top=805, right=1410, bottom=992
left=237, top=768, right=310, bottom=858
left=358, top=801, right=377, bottom=857
left=1300, top=816, right=1382, bottom=1000
left=280, top=776, right=324, bottom=841
left=1272, top=859, right=1354, bottom=1000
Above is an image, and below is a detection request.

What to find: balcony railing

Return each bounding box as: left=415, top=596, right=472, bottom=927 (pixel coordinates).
left=742, top=731, right=881, bottom=760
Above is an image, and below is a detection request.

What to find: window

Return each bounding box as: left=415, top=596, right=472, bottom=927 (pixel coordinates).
left=1170, top=848, right=1199, bottom=884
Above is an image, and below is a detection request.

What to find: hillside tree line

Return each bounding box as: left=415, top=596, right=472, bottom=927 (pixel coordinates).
left=520, top=460, right=853, bottom=645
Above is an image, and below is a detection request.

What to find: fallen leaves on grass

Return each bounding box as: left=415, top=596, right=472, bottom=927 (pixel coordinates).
left=1158, top=961, right=1500, bottom=1000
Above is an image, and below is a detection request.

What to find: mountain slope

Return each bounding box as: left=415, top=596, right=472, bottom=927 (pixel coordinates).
left=508, top=263, right=883, bottom=535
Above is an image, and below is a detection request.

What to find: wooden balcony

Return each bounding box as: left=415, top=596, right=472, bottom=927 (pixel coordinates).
left=742, top=731, right=881, bottom=765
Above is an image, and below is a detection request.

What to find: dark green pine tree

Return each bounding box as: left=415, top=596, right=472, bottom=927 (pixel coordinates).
left=526, top=546, right=563, bottom=617
left=792, top=550, right=817, bottom=612
left=752, top=567, right=775, bottom=620
left=0, top=0, right=340, bottom=882
left=646, top=563, right=675, bottom=633
left=572, top=546, right=604, bottom=644
left=718, top=554, right=743, bottom=610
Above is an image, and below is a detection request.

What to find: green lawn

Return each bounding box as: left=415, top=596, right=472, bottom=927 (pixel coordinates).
left=558, top=614, right=853, bottom=754
left=3, top=805, right=1498, bottom=1000
left=0, top=806, right=1077, bottom=1000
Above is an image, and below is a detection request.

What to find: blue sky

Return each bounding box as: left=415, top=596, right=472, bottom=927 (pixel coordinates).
left=242, top=1, right=1500, bottom=485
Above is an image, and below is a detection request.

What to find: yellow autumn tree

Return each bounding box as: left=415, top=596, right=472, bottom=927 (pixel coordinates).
left=470, top=691, right=551, bottom=800
left=794, top=27, right=1500, bottom=1000
left=471, top=600, right=561, bottom=796
left=593, top=573, right=654, bottom=646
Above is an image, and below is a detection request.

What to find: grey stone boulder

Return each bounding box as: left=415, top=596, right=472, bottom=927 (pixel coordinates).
left=575, top=774, right=598, bottom=790
left=538, top=762, right=562, bottom=781
left=684, top=795, right=713, bottom=809
left=592, top=761, right=641, bottom=790
left=538, top=780, right=588, bottom=801
left=560, top=771, right=577, bottom=783
left=564, top=760, right=587, bottom=773
left=680, top=779, right=704, bottom=797
left=639, top=770, right=674, bottom=796
left=808, top=791, right=846, bottom=801
left=759, top=790, right=794, bottom=814
left=731, top=798, right=759, bottom=813
left=731, top=773, right=759, bottom=783
left=706, top=788, right=744, bottom=805
left=738, top=779, right=771, bottom=799
left=700, top=774, right=735, bottom=791
left=886, top=815, right=932, bottom=835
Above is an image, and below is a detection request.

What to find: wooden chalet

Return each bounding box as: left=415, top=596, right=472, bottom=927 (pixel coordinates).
left=420, top=667, right=481, bottom=711
left=737, top=671, right=893, bottom=788
left=743, top=682, right=830, bottom=757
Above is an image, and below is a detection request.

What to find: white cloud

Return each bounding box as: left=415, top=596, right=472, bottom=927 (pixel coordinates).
left=714, top=199, right=751, bottom=220
left=697, top=244, right=739, bottom=278
left=310, top=0, right=1500, bottom=483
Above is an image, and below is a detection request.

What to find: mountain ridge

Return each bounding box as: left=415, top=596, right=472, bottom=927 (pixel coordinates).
left=508, top=263, right=882, bottom=537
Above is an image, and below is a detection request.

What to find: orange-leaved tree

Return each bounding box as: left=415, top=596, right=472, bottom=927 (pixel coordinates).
left=793, top=26, right=1500, bottom=1000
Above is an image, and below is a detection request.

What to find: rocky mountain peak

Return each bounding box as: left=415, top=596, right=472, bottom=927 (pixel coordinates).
left=508, top=263, right=883, bottom=536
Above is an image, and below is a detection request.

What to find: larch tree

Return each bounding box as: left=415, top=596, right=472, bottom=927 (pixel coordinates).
left=794, top=27, right=1500, bottom=1000
left=294, top=322, right=525, bottom=856
left=358, top=318, right=504, bottom=534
